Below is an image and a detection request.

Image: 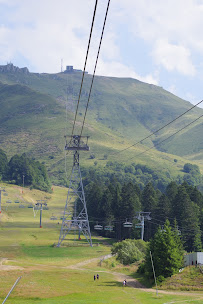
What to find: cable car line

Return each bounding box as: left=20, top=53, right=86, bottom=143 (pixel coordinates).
left=111, top=99, right=203, bottom=157
left=71, top=0, right=98, bottom=137
left=80, top=0, right=111, bottom=137
left=129, top=114, right=203, bottom=161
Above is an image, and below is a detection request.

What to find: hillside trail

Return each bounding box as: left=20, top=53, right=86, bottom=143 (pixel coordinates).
left=1, top=254, right=202, bottom=298
left=63, top=255, right=203, bottom=297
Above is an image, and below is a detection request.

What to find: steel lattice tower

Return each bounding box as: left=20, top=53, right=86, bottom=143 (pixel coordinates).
left=57, top=135, right=92, bottom=247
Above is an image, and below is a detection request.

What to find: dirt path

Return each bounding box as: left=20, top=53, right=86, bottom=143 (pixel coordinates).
left=1, top=254, right=202, bottom=298
left=65, top=255, right=203, bottom=297
left=65, top=254, right=112, bottom=270
left=0, top=258, right=24, bottom=271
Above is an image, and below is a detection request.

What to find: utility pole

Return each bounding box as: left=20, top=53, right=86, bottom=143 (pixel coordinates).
left=150, top=251, right=158, bottom=296
left=2, top=276, right=22, bottom=304
left=135, top=212, right=151, bottom=240
left=0, top=187, right=5, bottom=214
left=35, top=200, right=47, bottom=228
left=57, top=135, right=92, bottom=247
left=22, top=175, right=25, bottom=194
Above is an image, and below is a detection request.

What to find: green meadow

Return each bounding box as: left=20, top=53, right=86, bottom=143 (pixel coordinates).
left=0, top=183, right=202, bottom=303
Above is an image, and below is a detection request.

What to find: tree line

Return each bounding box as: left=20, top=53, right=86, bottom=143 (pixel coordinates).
left=82, top=161, right=203, bottom=192
left=84, top=179, right=203, bottom=252
left=0, top=149, right=51, bottom=192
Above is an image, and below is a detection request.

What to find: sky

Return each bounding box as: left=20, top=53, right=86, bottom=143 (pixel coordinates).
left=0, top=0, right=203, bottom=107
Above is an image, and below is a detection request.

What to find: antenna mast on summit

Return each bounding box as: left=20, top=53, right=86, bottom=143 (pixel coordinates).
left=61, top=58, right=63, bottom=72
left=57, top=135, right=92, bottom=247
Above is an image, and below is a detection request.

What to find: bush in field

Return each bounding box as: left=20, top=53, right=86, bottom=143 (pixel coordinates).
left=111, top=239, right=147, bottom=265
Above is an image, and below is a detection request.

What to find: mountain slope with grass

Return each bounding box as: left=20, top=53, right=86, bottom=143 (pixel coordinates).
left=0, top=65, right=202, bottom=186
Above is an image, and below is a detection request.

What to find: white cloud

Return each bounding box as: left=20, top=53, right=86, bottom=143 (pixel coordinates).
left=152, top=39, right=196, bottom=76
left=0, top=0, right=203, bottom=106
left=167, top=84, right=178, bottom=96
left=96, top=60, right=159, bottom=85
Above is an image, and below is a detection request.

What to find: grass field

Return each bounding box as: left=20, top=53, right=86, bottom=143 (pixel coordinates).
left=0, top=183, right=203, bottom=303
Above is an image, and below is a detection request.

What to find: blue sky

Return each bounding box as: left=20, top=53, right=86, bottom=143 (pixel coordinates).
left=0, top=0, right=203, bottom=108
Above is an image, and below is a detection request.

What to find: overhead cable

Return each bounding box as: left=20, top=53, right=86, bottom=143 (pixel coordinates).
left=71, top=0, right=98, bottom=137
left=112, top=99, right=203, bottom=156
left=129, top=114, right=203, bottom=161
left=80, top=0, right=111, bottom=137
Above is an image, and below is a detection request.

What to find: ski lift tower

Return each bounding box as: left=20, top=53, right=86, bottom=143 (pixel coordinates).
left=57, top=135, right=92, bottom=247
left=35, top=200, right=47, bottom=228
left=136, top=212, right=151, bottom=241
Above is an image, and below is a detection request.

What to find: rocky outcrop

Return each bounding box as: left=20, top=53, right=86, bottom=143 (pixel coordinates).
left=0, top=63, right=29, bottom=74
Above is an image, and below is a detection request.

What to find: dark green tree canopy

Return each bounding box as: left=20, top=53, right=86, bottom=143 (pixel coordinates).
left=1, top=151, right=51, bottom=192
left=141, top=219, right=183, bottom=281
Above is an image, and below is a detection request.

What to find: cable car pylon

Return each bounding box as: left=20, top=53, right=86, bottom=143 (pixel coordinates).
left=57, top=135, right=92, bottom=247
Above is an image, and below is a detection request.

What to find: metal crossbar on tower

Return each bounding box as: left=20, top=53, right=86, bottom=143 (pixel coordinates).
left=57, top=135, right=92, bottom=247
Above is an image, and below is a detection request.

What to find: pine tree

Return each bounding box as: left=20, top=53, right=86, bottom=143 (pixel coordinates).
left=155, top=193, right=171, bottom=220
left=173, top=184, right=202, bottom=252
left=143, top=219, right=183, bottom=280
left=141, top=182, right=158, bottom=240
left=0, top=149, right=8, bottom=180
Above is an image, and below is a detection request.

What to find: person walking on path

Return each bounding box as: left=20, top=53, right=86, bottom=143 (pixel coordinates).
left=94, top=275, right=96, bottom=281
left=123, top=280, right=126, bottom=287
left=97, top=274, right=99, bottom=280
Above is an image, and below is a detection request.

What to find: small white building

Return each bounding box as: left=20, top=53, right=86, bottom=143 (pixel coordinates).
left=184, top=252, right=203, bottom=266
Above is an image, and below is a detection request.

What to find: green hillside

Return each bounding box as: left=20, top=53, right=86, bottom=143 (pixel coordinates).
left=0, top=65, right=202, bottom=186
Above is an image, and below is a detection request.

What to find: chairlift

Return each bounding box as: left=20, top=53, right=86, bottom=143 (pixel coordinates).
left=15, top=201, right=20, bottom=204
left=60, top=216, right=64, bottom=220
left=19, top=204, right=25, bottom=208
left=34, top=205, right=41, bottom=210
left=6, top=200, right=12, bottom=204
left=123, top=219, right=133, bottom=228
left=50, top=214, right=57, bottom=220
left=104, top=225, right=113, bottom=231
left=94, top=224, right=103, bottom=231
left=28, top=204, right=33, bottom=208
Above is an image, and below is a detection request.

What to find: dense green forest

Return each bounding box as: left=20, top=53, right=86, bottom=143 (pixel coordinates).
left=84, top=179, right=203, bottom=252
left=0, top=149, right=51, bottom=192
left=82, top=161, right=203, bottom=192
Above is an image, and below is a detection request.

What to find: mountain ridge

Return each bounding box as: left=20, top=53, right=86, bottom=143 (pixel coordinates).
left=0, top=64, right=202, bottom=185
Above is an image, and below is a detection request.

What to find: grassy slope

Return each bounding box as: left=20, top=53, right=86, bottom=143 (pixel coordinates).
left=0, top=72, right=203, bottom=182
left=0, top=70, right=202, bottom=154
left=0, top=183, right=202, bottom=304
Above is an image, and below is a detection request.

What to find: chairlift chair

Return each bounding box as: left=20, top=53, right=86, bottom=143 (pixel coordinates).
left=15, top=201, right=20, bottom=204
left=104, top=225, right=113, bottom=231
left=50, top=215, right=57, bottom=220
left=19, top=204, right=25, bottom=208
left=6, top=200, right=12, bottom=204
left=94, top=224, right=103, bottom=230
left=28, top=204, right=33, bottom=208
left=123, top=219, right=133, bottom=228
